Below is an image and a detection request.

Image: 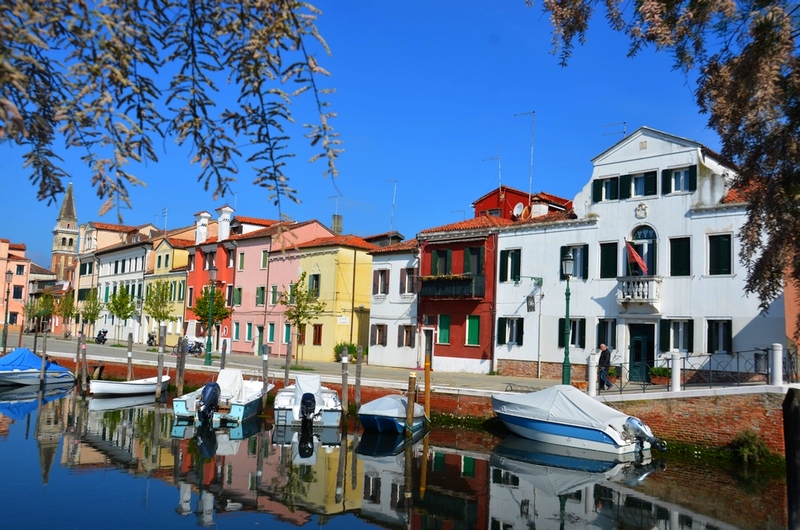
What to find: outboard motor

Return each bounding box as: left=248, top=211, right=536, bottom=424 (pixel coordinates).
left=198, top=382, right=221, bottom=425
left=298, top=421, right=315, bottom=459
left=196, top=421, right=217, bottom=459
left=299, top=392, right=317, bottom=422
left=625, top=416, right=668, bottom=452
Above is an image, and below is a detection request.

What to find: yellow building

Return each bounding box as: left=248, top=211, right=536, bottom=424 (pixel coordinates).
left=291, top=235, right=376, bottom=363
left=144, top=238, right=194, bottom=348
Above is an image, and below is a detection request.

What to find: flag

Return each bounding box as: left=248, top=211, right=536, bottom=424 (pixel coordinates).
left=626, top=241, right=648, bottom=275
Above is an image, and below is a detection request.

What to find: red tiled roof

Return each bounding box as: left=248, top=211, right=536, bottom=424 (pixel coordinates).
left=165, top=238, right=196, bottom=249
left=89, top=222, right=139, bottom=233
left=370, top=239, right=419, bottom=254
left=294, top=234, right=378, bottom=252
left=232, top=216, right=281, bottom=227
left=29, top=263, right=53, bottom=275
left=419, top=215, right=514, bottom=234
left=228, top=221, right=297, bottom=241
left=516, top=209, right=578, bottom=225
left=532, top=191, right=572, bottom=209
left=8, top=243, right=26, bottom=251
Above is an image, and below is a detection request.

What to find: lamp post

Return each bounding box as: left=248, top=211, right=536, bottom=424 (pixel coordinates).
left=2, top=270, right=11, bottom=354
left=561, top=251, right=574, bottom=385
left=204, top=266, right=217, bottom=366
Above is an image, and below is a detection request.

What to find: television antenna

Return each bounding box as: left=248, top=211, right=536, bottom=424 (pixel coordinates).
left=604, top=121, right=627, bottom=137
left=328, top=195, right=339, bottom=215
left=451, top=209, right=466, bottom=221
left=515, top=110, right=536, bottom=204
left=483, top=147, right=502, bottom=190
left=385, top=180, right=397, bottom=231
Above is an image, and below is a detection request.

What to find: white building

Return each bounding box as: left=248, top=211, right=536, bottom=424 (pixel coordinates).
left=367, top=239, right=420, bottom=368
left=494, top=127, right=785, bottom=380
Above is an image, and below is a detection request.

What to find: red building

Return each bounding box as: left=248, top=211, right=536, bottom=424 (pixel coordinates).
left=472, top=185, right=572, bottom=220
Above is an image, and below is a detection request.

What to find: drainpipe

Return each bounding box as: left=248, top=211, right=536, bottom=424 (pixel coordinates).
left=537, top=291, right=544, bottom=379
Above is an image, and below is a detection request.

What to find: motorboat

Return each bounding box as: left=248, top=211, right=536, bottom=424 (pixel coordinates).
left=272, top=373, right=342, bottom=428
left=0, top=381, right=74, bottom=420
left=0, top=348, right=75, bottom=387
left=89, top=375, right=170, bottom=396
left=358, top=394, right=427, bottom=433
left=172, top=368, right=272, bottom=428
left=491, top=385, right=666, bottom=455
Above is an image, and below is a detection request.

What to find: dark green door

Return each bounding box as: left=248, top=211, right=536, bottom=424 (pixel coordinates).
left=629, top=324, right=655, bottom=382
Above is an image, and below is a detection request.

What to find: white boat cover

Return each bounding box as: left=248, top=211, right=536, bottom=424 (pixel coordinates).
left=358, top=394, right=425, bottom=419
left=293, top=373, right=323, bottom=409
left=492, top=385, right=629, bottom=433
left=490, top=453, right=627, bottom=496
left=217, top=369, right=245, bottom=402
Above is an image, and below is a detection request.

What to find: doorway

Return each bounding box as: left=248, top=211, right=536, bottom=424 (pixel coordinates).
left=628, top=323, right=655, bottom=382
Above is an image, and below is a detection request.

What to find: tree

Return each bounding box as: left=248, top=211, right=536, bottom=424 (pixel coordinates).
left=279, top=271, right=326, bottom=365
left=1, top=1, right=340, bottom=219
left=191, top=286, right=232, bottom=336
left=536, top=0, right=799, bottom=317
left=81, top=289, right=103, bottom=335
left=37, top=293, right=56, bottom=332
left=55, top=288, right=77, bottom=337
left=106, top=286, right=137, bottom=343
left=143, top=280, right=177, bottom=341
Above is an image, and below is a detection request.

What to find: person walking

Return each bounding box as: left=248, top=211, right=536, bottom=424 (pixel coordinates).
left=598, top=343, right=614, bottom=390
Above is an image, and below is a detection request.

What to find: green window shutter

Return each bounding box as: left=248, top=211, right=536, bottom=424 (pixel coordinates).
left=268, top=323, right=274, bottom=342
left=398, top=325, right=404, bottom=348
left=511, top=250, right=521, bottom=282
left=688, top=165, right=698, bottom=191
left=516, top=320, right=524, bottom=346
left=578, top=319, right=586, bottom=348
left=707, top=321, right=715, bottom=353
left=662, top=169, right=672, bottom=194
left=559, top=246, right=568, bottom=280
left=261, top=251, right=268, bottom=268
left=592, top=180, right=603, bottom=203
left=558, top=318, right=565, bottom=348
left=477, top=246, right=484, bottom=275
left=463, top=247, right=472, bottom=274
left=256, top=287, right=264, bottom=305
left=431, top=251, right=439, bottom=275
left=723, top=322, right=732, bottom=353
left=439, top=315, right=450, bottom=343
left=644, top=171, right=657, bottom=195
left=660, top=319, right=671, bottom=352
left=497, top=318, right=507, bottom=345
left=467, top=315, right=480, bottom=345
left=670, top=238, right=691, bottom=276
left=238, top=252, right=245, bottom=269
left=499, top=250, right=508, bottom=282
left=596, top=321, right=604, bottom=348
left=270, top=285, right=278, bottom=304
left=610, top=320, right=616, bottom=348
left=599, top=243, right=618, bottom=278
left=581, top=244, right=589, bottom=279
left=234, top=288, right=242, bottom=305
left=710, top=235, right=732, bottom=275
left=620, top=175, right=632, bottom=199
left=687, top=320, right=694, bottom=352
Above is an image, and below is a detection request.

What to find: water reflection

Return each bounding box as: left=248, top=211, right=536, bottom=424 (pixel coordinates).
left=0, top=391, right=788, bottom=529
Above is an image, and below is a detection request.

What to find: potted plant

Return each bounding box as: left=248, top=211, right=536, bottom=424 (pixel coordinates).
left=649, top=366, right=671, bottom=385
left=606, top=366, right=618, bottom=384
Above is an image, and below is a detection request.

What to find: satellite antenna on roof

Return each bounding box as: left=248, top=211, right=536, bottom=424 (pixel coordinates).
left=513, top=202, right=524, bottom=218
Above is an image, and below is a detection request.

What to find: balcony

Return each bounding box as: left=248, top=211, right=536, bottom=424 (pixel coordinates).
left=420, top=274, right=485, bottom=299
left=617, top=276, right=662, bottom=311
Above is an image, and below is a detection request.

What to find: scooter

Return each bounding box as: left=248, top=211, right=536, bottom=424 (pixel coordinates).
left=95, top=329, right=108, bottom=344
left=147, top=332, right=156, bottom=347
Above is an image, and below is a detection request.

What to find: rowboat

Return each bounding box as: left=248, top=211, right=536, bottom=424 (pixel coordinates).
left=88, top=394, right=156, bottom=412
left=89, top=375, right=170, bottom=396
left=491, top=385, right=666, bottom=455
left=0, top=348, right=75, bottom=387
left=272, top=373, right=342, bottom=428
left=358, top=394, right=427, bottom=433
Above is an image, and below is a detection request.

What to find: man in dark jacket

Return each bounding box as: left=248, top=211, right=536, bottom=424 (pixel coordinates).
left=598, top=343, right=613, bottom=390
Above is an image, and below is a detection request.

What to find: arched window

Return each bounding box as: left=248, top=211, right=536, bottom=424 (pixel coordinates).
left=628, top=225, right=657, bottom=276
left=61, top=237, right=66, bottom=246
left=68, top=238, right=73, bottom=247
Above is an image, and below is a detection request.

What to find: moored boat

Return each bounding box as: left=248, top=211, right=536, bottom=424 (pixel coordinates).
left=89, top=375, right=170, bottom=396
left=272, top=373, right=342, bottom=428
left=358, top=394, right=427, bottom=433
left=491, top=385, right=666, bottom=455
left=0, top=348, right=75, bottom=387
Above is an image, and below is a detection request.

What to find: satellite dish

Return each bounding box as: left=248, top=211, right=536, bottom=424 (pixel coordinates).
left=520, top=205, right=531, bottom=220
left=512, top=203, right=524, bottom=218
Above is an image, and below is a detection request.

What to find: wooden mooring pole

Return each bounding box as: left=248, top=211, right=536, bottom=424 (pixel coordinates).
left=261, top=345, right=270, bottom=410
left=341, top=355, right=349, bottom=413
left=406, top=372, right=417, bottom=438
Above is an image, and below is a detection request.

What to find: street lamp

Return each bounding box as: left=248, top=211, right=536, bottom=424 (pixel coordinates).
left=561, top=251, right=574, bottom=385
left=204, top=266, right=217, bottom=366
left=2, top=270, right=11, bottom=354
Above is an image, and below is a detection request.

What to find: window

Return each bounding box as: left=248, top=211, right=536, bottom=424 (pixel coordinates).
left=466, top=315, right=480, bottom=346
left=165, top=254, right=170, bottom=268
left=12, top=285, right=22, bottom=300
left=256, top=286, right=266, bottom=306
left=187, top=287, right=194, bottom=307
left=238, top=252, right=245, bottom=270
left=560, top=245, right=589, bottom=279
left=178, top=280, right=185, bottom=301
left=499, top=249, right=521, bottom=283
left=104, top=285, right=110, bottom=303
left=15, top=265, right=24, bottom=275
left=662, top=166, right=697, bottom=194
left=373, top=270, right=389, bottom=295
left=114, top=260, right=119, bottom=274
left=312, top=324, right=323, bottom=346
left=261, top=250, right=268, bottom=268
left=308, top=274, right=321, bottom=298
left=204, top=252, right=215, bottom=270
left=660, top=319, right=693, bottom=352
left=288, top=284, right=296, bottom=305
left=397, top=325, right=415, bottom=347
left=437, top=315, right=450, bottom=344
left=225, top=285, right=233, bottom=306
left=597, top=318, right=616, bottom=349
left=497, top=317, right=523, bottom=346
left=463, top=246, right=484, bottom=275
left=283, top=323, right=291, bottom=344
left=628, top=226, right=657, bottom=275
left=268, top=322, right=275, bottom=342
left=270, top=285, right=279, bottom=304
left=592, top=176, right=619, bottom=202
left=9, top=312, right=17, bottom=325
left=170, top=281, right=176, bottom=301
left=120, top=260, right=126, bottom=273
left=227, top=248, right=234, bottom=268
left=370, top=324, right=388, bottom=346
left=462, top=456, right=475, bottom=478
left=233, top=322, right=240, bottom=340
left=620, top=171, right=657, bottom=199
left=431, top=249, right=451, bottom=275
left=558, top=318, right=586, bottom=348
left=599, top=243, right=618, bottom=279
left=157, top=255, right=163, bottom=268
left=400, top=267, right=418, bottom=294
left=670, top=237, right=691, bottom=276
left=709, top=234, right=732, bottom=275
left=707, top=319, right=731, bottom=354
left=246, top=323, right=253, bottom=341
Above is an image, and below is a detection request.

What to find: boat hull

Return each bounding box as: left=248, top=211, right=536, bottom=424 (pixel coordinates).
left=90, top=376, right=170, bottom=396
left=272, top=376, right=342, bottom=428
left=359, top=413, right=426, bottom=434
left=0, top=369, right=75, bottom=387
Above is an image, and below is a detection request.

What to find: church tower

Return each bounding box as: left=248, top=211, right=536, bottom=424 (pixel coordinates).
left=51, top=182, right=78, bottom=283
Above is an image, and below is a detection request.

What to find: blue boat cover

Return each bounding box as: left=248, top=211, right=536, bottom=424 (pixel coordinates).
left=0, top=385, right=72, bottom=420
left=0, top=347, right=72, bottom=375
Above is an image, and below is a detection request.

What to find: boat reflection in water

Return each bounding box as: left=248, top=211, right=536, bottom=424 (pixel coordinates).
left=489, top=435, right=665, bottom=529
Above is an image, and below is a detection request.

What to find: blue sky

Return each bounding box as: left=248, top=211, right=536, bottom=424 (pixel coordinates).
left=1, top=1, right=720, bottom=267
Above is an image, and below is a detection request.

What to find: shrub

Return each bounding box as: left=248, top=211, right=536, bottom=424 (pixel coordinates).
left=649, top=366, right=671, bottom=378
left=606, top=366, right=618, bottom=378
left=333, top=342, right=357, bottom=362
left=730, top=429, right=770, bottom=465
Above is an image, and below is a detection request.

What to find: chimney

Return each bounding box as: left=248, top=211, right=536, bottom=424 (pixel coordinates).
left=195, top=211, right=212, bottom=245
left=530, top=201, right=549, bottom=218
left=331, top=214, right=342, bottom=236
left=216, top=205, right=234, bottom=242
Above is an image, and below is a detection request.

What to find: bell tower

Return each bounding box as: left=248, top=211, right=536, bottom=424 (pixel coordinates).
left=51, top=182, right=78, bottom=282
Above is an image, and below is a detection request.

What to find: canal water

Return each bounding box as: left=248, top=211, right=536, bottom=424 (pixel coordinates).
left=0, top=387, right=787, bottom=529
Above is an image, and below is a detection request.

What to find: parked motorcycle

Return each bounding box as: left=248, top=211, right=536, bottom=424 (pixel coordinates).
left=147, top=332, right=156, bottom=347
left=95, top=329, right=108, bottom=345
